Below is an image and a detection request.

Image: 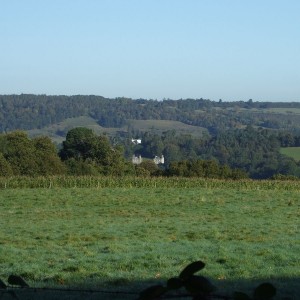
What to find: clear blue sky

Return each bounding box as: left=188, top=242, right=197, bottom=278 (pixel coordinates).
left=1, top=0, right=299, bottom=101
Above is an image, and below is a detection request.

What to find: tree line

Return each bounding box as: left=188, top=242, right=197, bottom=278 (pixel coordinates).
left=0, top=128, right=245, bottom=179
left=121, top=126, right=300, bottom=179
left=1, top=94, right=300, bottom=135
left=0, top=127, right=299, bottom=179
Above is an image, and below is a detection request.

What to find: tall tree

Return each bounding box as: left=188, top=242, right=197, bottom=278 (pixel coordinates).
left=0, top=152, right=13, bottom=176
left=33, top=136, right=66, bottom=175
left=3, top=131, right=39, bottom=176
left=59, top=127, right=96, bottom=160
left=60, top=127, right=128, bottom=175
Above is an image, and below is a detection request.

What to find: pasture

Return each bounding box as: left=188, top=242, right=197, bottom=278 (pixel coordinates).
left=27, top=116, right=208, bottom=144
left=280, top=147, right=300, bottom=162
left=127, top=119, right=207, bottom=137
left=0, top=178, right=299, bottom=299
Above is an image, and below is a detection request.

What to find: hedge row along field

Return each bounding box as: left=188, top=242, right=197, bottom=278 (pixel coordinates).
left=0, top=176, right=300, bottom=190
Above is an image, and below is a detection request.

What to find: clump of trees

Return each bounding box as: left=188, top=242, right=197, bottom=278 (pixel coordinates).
left=0, top=128, right=134, bottom=177
left=0, top=128, right=250, bottom=179
left=0, top=127, right=299, bottom=179
left=0, top=131, right=65, bottom=176
left=59, top=127, right=132, bottom=176
left=167, top=160, right=247, bottom=179
left=123, top=126, right=300, bottom=179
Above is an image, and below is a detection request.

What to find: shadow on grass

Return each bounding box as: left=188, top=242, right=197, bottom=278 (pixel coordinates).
left=1, top=276, right=299, bottom=300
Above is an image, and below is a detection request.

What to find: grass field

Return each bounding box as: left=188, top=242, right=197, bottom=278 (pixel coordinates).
left=27, top=116, right=208, bottom=144
left=27, top=116, right=113, bottom=144
left=0, top=181, right=299, bottom=299
left=280, top=147, right=300, bottom=161
left=128, top=119, right=207, bottom=137
left=263, top=108, right=300, bottom=114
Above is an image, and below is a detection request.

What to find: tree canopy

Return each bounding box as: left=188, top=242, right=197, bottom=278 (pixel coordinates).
left=0, top=126, right=299, bottom=179
left=0, top=131, right=65, bottom=176
left=1, top=94, right=300, bottom=135
left=59, top=127, right=131, bottom=176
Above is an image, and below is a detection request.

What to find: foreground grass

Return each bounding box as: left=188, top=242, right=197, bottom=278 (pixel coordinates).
left=0, top=185, right=299, bottom=298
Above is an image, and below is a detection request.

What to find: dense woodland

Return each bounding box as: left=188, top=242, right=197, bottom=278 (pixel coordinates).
left=0, top=128, right=247, bottom=179
left=1, top=94, right=300, bottom=133
left=0, top=94, right=300, bottom=179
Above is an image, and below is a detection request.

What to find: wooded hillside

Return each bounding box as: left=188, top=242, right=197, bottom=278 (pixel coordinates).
left=1, top=94, right=300, bottom=179
left=1, top=94, right=300, bottom=134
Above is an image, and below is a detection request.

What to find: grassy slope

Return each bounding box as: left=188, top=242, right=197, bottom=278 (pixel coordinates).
left=0, top=186, right=299, bottom=298
left=280, top=147, right=300, bottom=161
left=225, top=107, right=300, bottom=114
left=27, top=116, right=207, bottom=143
left=27, top=116, right=106, bottom=144
left=262, top=108, right=300, bottom=114
left=25, top=106, right=300, bottom=144
left=128, top=119, right=207, bottom=137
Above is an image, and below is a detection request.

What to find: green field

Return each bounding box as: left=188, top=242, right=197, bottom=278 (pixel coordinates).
left=263, top=108, right=300, bottom=114
left=27, top=116, right=208, bottom=144
left=0, top=180, right=299, bottom=299
left=128, top=119, right=207, bottom=137
left=280, top=147, right=300, bottom=161
left=27, top=116, right=114, bottom=144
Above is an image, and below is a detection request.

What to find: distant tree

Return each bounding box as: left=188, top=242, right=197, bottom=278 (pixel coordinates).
left=278, top=131, right=295, bottom=147
left=0, top=131, right=66, bottom=176
left=60, top=127, right=128, bottom=175
left=33, top=136, right=66, bottom=175
left=3, top=131, right=39, bottom=176
left=0, top=152, right=13, bottom=176
left=163, top=144, right=181, bottom=165
left=64, top=158, right=99, bottom=176
left=59, top=127, right=96, bottom=160
left=137, top=160, right=160, bottom=176
left=204, top=126, right=290, bottom=178
left=167, top=159, right=248, bottom=179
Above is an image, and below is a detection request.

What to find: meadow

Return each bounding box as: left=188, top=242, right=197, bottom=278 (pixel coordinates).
left=0, top=178, right=299, bottom=299
left=280, top=147, right=300, bottom=162
left=127, top=119, right=207, bottom=137
left=27, top=116, right=207, bottom=143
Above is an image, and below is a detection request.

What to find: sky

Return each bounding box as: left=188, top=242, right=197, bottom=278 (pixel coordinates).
left=1, top=0, right=299, bottom=102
